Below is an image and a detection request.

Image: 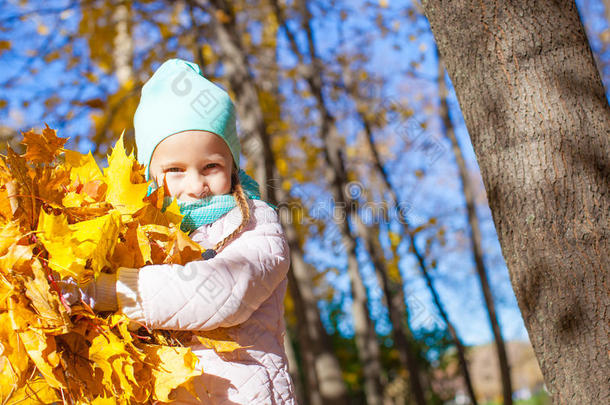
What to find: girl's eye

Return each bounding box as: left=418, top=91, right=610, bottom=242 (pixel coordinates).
left=165, top=167, right=183, bottom=173
left=204, top=163, right=219, bottom=170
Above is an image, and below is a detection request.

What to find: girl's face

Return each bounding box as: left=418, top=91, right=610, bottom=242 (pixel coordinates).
left=149, top=130, right=234, bottom=203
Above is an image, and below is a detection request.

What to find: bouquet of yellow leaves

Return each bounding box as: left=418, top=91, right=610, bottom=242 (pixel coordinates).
left=0, top=126, right=239, bottom=404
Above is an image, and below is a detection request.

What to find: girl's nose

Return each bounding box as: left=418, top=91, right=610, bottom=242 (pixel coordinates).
left=185, top=172, right=209, bottom=198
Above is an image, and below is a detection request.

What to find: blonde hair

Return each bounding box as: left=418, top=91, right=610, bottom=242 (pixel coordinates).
left=212, top=169, right=251, bottom=253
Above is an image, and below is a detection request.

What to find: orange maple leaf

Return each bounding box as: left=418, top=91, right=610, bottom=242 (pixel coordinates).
left=21, top=124, right=67, bottom=164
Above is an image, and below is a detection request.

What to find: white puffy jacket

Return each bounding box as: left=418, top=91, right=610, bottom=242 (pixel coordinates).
left=116, top=199, right=297, bottom=404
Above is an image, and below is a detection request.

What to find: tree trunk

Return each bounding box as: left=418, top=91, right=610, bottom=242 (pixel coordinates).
left=112, top=2, right=133, bottom=86
left=272, top=1, right=388, bottom=403
left=316, top=95, right=385, bottom=405
left=341, top=66, right=479, bottom=405
left=200, top=2, right=350, bottom=404
left=283, top=326, right=307, bottom=405
left=422, top=1, right=610, bottom=403
left=437, top=54, right=512, bottom=405
left=205, top=0, right=271, bottom=200
left=282, top=217, right=350, bottom=405
left=353, top=215, right=428, bottom=405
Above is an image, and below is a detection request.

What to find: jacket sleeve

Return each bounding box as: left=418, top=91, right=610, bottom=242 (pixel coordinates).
left=115, top=204, right=290, bottom=331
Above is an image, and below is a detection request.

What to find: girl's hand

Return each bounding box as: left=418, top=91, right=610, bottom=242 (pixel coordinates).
left=57, top=273, right=118, bottom=312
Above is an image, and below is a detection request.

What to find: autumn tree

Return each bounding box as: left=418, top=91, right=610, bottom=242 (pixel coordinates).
left=422, top=0, right=610, bottom=403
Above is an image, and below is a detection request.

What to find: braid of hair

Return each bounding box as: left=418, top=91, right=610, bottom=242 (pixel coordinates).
left=213, top=170, right=251, bottom=253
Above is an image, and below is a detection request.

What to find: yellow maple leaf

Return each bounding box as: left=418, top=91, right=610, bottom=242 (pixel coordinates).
left=64, top=149, right=103, bottom=184
left=141, top=184, right=183, bottom=224
left=17, top=329, right=64, bottom=389
left=21, top=124, right=67, bottom=164
left=90, top=396, right=118, bottom=405
left=133, top=202, right=183, bottom=231
left=88, top=330, right=137, bottom=401
left=37, top=210, right=121, bottom=280
left=141, top=223, right=172, bottom=240
left=164, top=198, right=183, bottom=223
left=0, top=274, right=12, bottom=311
left=55, top=329, right=104, bottom=397
left=0, top=222, right=24, bottom=256
left=0, top=156, right=11, bottom=185
left=168, top=227, right=203, bottom=265
left=4, top=147, right=38, bottom=228
left=103, top=134, right=149, bottom=215
left=142, top=344, right=202, bottom=402
left=0, top=187, right=14, bottom=222
left=23, top=262, right=70, bottom=334
left=110, top=223, right=150, bottom=268
left=136, top=224, right=152, bottom=265
left=62, top=190, right=89, bottom=207
left=194, top=328, right=246, bottom=353
left=37, top=166, right=70, bottom=208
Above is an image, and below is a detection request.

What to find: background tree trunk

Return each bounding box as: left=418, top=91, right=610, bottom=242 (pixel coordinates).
left=281, top=206, right=350, bottom=405
left=271, top=1, right=387, bottom=403
left=421, top=1, right=610, bottom=403
left=201, top=2, right=351, bottom=403
left=342, top=67, right=479, bottom=405
left=112, top=2, right=133, bottom=86
left=353, top=215, right=427, bottom=405
left=283, top=329, right=306, bottom=404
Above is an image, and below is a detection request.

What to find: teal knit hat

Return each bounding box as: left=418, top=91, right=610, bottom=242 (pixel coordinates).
left=134, top=59, right=240, bottom=178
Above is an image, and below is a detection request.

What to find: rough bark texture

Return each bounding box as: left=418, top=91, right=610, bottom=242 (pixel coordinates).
left=422, top=1, right=610, bottom=403
left=438, top=56, right=512, bottom=405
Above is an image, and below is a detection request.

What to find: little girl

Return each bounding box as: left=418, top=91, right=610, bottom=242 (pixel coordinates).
left=63, top=59, right=297, bottom=404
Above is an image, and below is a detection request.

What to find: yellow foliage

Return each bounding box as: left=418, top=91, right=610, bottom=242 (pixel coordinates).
left=4, top=376, right=61, bottom=404
left=103, top=133, right=149, bottom=215
left=37, top=211, right=121, bottom=281
left=64, top=149, right=103, bottom=184
left=142, top=344, right=201, bottom=402
left=194, top=328, right=246, bottom=354
left=0, top=127, right=243, bottom=404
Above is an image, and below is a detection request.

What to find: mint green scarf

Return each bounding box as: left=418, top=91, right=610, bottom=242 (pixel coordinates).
left=150, top=169, right=263, bottom=233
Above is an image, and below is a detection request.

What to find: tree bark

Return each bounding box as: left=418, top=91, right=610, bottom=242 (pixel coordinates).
left=422, top=1, right=610, bottom=403
left=437, top=54, right=512, bottom=405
